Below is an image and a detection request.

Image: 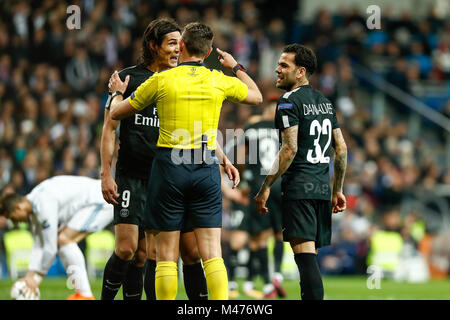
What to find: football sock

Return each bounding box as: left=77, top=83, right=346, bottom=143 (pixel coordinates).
left=226, top=249, right=238, bottom=282
left=257, top=247, right=270, bottom=284
left=203, top=257, right=228, bottom=300
left=58, top=243, right=93, bottom=297
left=155, top=261, right=178, bottom=300
left=274, top=240, right=284, bottom=274
left=183, top=262, right=208, bottom=300
left=101, top=252, right=130, bottom=300
left=294, top=253, right=324, bottom=300
left=123, top=262, right=143, bottom=300
left=247, top=249, right=258, bottom=281
left=143, top=259, right=156, bottom=300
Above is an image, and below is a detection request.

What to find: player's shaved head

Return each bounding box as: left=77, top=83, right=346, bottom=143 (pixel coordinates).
left=0, top=193, right=24, bottom=218
left=181, top=22, right=213, bottom=57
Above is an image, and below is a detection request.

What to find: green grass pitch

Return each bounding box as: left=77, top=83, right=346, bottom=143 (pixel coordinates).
left=1, top=276, right=449, bottom=300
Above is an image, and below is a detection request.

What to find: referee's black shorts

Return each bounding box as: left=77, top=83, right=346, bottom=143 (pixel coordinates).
left=144, top=148, right=222, bottom=231
left=281, top=198, right=332, bottom=248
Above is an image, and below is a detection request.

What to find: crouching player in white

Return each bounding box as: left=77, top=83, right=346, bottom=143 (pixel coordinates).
left=0, top=175, right=113, bottom=300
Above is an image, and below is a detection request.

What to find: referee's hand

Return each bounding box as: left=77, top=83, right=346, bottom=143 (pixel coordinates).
left=223, top=162, right=240, bottom=189
left=217, top=48, right=238, bottom=69
left=108, top=71, right=130, bottom=94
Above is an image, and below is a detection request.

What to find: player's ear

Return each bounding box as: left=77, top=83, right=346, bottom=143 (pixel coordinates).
left=149, top=40, right=156, bottom=52
left=179, top=40, right=185, bottom=52
left=204, top=47, right=213, bottom=59
left=296, top=66, right=306, bottom=81
left=15, top=201, right=25, bottom=213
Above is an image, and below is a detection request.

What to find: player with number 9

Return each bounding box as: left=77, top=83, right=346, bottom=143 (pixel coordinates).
left=254, top=44, right=347, bottom=300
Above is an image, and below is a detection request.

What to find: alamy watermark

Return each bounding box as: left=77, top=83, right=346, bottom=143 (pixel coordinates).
left=167, top=122, right=281, bottom=176
left=66, top=265, right=82, bottom=291
left=66, top=5, right=81, bottom=30
left=366, top=265, right=383, bottom=290
left=366, top=5, right=381, bottom=30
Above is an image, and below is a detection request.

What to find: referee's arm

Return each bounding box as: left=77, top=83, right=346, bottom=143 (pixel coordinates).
left=217, top=48, right=262, bottom=105
left=107, top=71, right=136, bottom=120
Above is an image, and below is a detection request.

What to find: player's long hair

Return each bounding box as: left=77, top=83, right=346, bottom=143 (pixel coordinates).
left=140, top=18, right=181, bottom=67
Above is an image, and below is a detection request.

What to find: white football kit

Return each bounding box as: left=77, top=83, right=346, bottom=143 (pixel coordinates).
left=25, top=175, right=113, bottom=274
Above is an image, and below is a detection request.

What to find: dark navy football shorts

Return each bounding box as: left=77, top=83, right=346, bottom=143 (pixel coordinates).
left=281, top=198, right=332, bottom=248
left=144, top=148, right=222, bottom=231
left=113, top=172, right=147, bottom=239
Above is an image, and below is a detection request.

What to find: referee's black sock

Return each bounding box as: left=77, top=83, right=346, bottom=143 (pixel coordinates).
left=101, top=252, right=131, bottom=300
left=294, top=253, right=324, bottom=300
left=143, top=259, right=156, bottom=300
left=123, top=262, right=144, bottom=300
left=183, top=262, right=208, bottom=300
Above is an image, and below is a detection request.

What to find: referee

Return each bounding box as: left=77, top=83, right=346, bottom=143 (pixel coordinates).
left=109, top=22, right=262, bottom=300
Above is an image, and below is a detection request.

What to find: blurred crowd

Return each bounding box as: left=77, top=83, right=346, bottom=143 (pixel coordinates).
left=0, top=0, right=449, bottom=280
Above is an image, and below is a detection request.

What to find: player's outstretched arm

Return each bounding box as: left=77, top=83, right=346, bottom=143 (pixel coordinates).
left=100, top=106, right=120, bottom=205
left=332, top=128, right=347, bottom=213
left=254, top=125, right=298, bottom=214
left=217, top=48, right=263, bottom=105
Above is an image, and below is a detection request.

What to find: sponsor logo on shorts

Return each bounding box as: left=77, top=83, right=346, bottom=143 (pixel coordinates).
left=120, top=208, right=129, bottom=218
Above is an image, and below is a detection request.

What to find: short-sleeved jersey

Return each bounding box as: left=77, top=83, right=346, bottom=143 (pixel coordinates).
left=244, top=120, right=280, bottom=179
left=106, top=64, right=159, bottom=177
left=274, top=85, right=340, bottom=200
left=129, top=61, right=248, bottom=150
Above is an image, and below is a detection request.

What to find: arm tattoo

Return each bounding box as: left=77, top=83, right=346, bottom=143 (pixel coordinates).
left=263, top=126, right=298, bottom=188
left=333, top=129, right=347, bottom=192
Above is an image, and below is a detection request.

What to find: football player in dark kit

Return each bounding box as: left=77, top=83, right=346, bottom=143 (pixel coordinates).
left=100, top=18, right=207, bottom=300
left=244, top=97, right=286, bottom=298
left=254, top=44, right=347, bottom=300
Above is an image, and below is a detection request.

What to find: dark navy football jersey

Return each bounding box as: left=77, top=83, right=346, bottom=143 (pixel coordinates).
left=106, top=64, right=159, bottom=177
left=274, top=85, right=340, bottom=200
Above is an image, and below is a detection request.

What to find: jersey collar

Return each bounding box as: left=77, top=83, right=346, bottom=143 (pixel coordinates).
left=178, top=61, right=203, bottom=67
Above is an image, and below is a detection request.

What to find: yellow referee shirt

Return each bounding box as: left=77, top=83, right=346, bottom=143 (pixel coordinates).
left=128, top=61, right=248, bottom=150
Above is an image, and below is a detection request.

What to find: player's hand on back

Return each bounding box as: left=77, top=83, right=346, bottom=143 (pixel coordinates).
left=101, top=174, right=120, bottom=205
left=332, top=191, right=346, bottom=213
left=216, top=48, right=238, bottom=69
left=108, top=71, right=130, bottom=93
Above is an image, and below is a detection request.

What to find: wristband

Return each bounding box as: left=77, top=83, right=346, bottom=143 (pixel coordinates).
left=232, top=63, right=246, bottom=75
left=111, top=90, right=124, bottom=101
